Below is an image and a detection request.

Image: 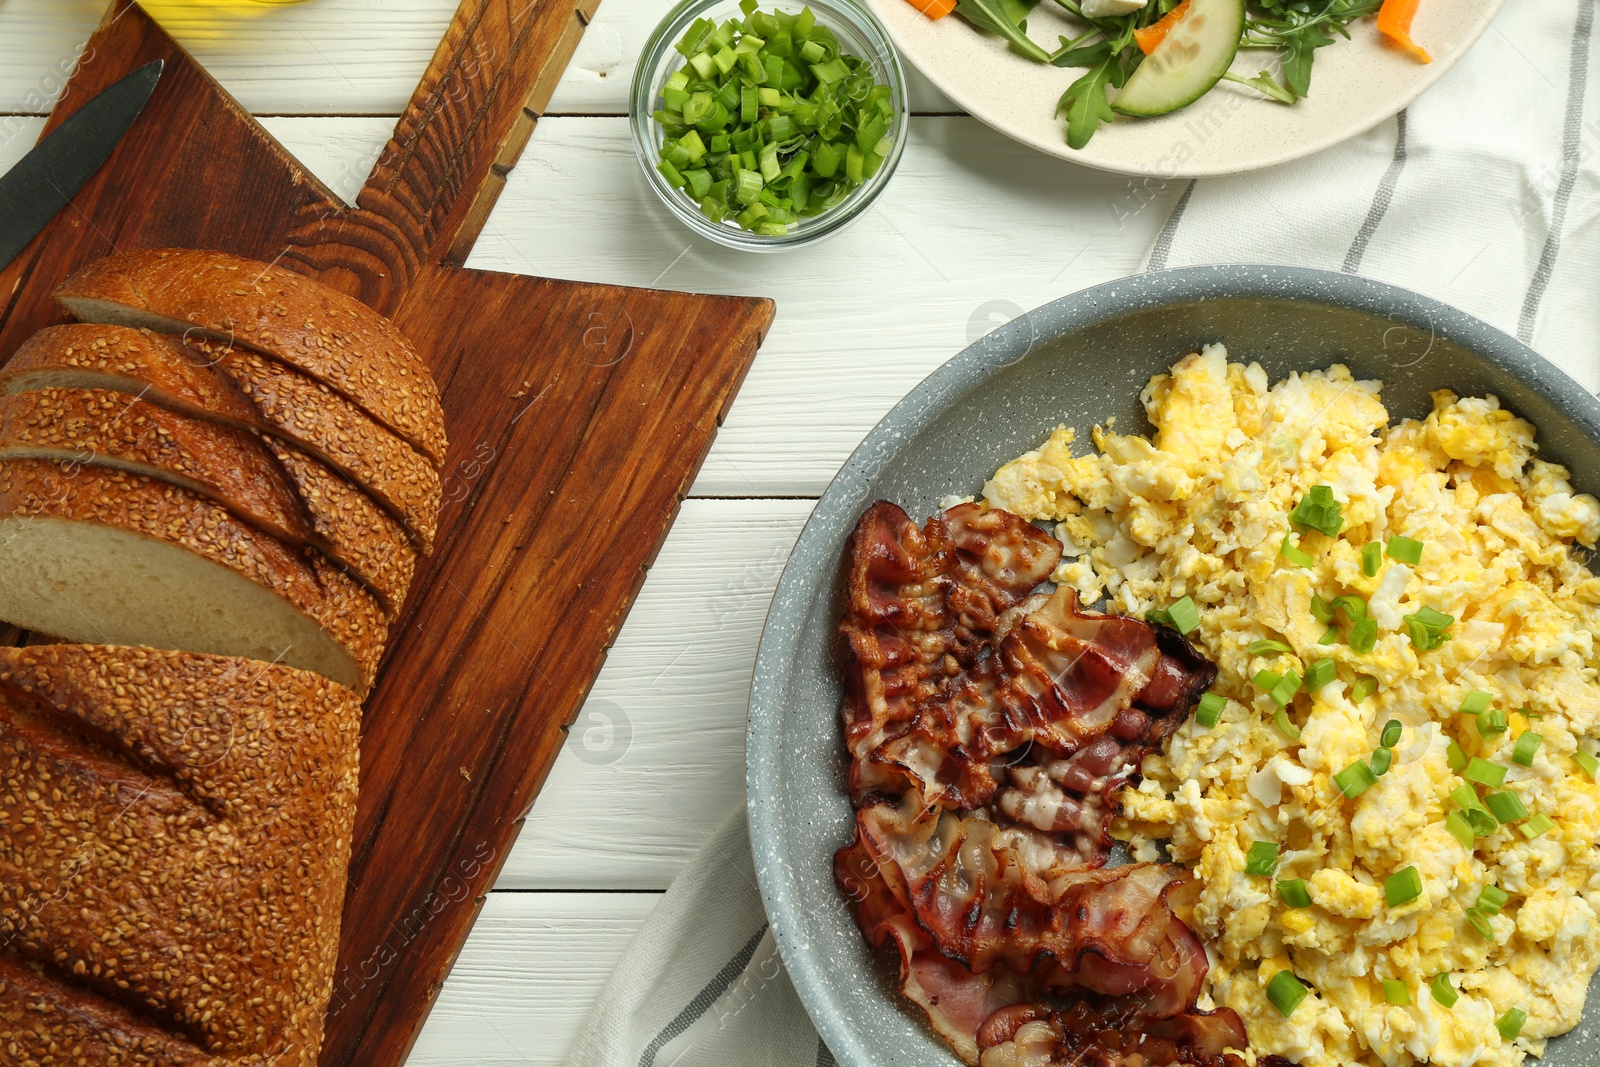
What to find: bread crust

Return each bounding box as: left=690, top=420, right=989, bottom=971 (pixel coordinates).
left=0, top=460, right=386, bottom=691
left=56, top=249, right=447, bottom=466
left=0, top=643, right=361, bottom=1066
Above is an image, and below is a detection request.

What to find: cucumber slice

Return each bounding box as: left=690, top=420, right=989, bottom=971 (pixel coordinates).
left=1111, top=0, right=1246, bottom=118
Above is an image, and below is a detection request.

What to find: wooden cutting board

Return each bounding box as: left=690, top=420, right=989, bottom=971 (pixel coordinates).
left=0, top=3, right=774, bottom=1064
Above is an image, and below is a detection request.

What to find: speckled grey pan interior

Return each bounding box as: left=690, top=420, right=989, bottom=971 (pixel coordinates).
left=747, top=264, right=1600, bottom=1067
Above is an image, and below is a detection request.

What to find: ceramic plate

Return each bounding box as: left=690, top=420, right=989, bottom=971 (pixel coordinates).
left=747, top=265, right=1600, bottom=1067
left=868, top=0, right=1504, bottom=175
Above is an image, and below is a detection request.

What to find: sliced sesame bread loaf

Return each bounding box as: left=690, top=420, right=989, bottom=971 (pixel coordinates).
left=0, top=643, right=361, bottom=1066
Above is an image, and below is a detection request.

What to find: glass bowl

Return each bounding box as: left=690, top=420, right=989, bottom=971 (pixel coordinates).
left=629, top=0, right=909, bottom=252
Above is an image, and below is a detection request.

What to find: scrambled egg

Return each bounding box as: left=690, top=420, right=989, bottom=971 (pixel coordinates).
left=984, top=345, right=1600, bottom=1067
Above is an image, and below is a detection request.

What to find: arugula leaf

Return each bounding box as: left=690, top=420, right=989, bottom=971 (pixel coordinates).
left=956, top=0, right=1051, bottom=62
left=1057, top=55, right=1120, bottom=150
left=1223, top=69, right=1297, bottom=104
left=1051, top=39, right=1114, bottom=67
left=1280, top=22, right=1333, bottom=96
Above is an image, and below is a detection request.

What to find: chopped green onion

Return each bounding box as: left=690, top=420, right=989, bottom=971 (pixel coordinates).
left=1403, top=607, right=1454, bottom=651
left=1304, top=658, right=1337, bottom=691
left=1362, top=542, right=1383, bottom=577
left=1380, top=720, right=1403, bottom=748
left=1250, top=638, right=1295, bottom=656
left=1273, top=706, right=1303, bottom=741
left=1511, top=732, right=1543, bottom=767
left=1331, top=595, right=1366, bottom=624
left=1270, top=671, right=1303, bottom=708
left=1351, top=675, right=1378, bottom=704
left=1245, top=841, right=1280, bottom=877
left=1267, top=970, right=1310, bottom=1017
left=1319, top=626, right=1341, bottom=645
left=1253, top=669, right=1282, bottom=693
left=1477, top=708, right=1508, bottom=740
left=1311, top=594, right=1334, bottom=623
left=1484, top=792, right=1529, bottom=823
left=1145, top=607, right=1174, bottom=628
left=1335, top=760, right=1379, bottom=799
left=1465, top=808, right=1501, bottom=838
left=1460, top=690, right=1493, bottom=715
left=1451, top=783, right=1487, bottom=812
left=1348, top=617, right=1379, bottom=655
left=1497, top=1007, right=1527, bottom=1041
left=1465, top=758, right=1508, bottom=788
left=1387, top=536, right=1424, bottom=565
left=1465, top=908, right=1494, bottom=939
left=1519, top=813, right=1554, bottom=840
left=1576, top=750, right=1600, bottom=780
left=1431, top=973, right=1459, bottom=1008
left=1291, top=485, right=1344, bottom=536
left=1476, top=885, right=1509, bottom=915
left=1447, top=741, right=1468, bottom=772
left=1383, top=979, right=1411, bottom=1006
left=1385, top=866, right=1422, bottom=907
left=1167, top=596, right=1201, bottom=636
left=1196, top=691, right=1226, bottom=729
left=1278, top=878, right=1312, bottom=908
left=1280, top=532, right=1314, bottom=569
left=1446, top=811, right=1475, bottom=848
left=1371, top=747, right=1393, bottom=777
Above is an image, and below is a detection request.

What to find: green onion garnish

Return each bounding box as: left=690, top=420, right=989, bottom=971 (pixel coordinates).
left=1250, top=638, right=1295, bottom=656
left=1319, top=626, right=1340, bottom=645
left=1450, top=783, right=1487, bottom=812
left=1271, top=671, right=1303, bottom=707
left=1511, top=732, right=1543, bottom=767
left=1335, top=760, right=1379, bottom=799
left=1386, top=536, right=1424, bottom=566
left=1403, top=607, right=1454, bottom=651
left=655, top=6, right=895, bottom=235
left=1431, top=973, right=1459, bottom=1008
left=1497, top=1007, right=1527, bottom=1041
left=1447, top=741, right=1468, bottom=772
left=1195, top=691, right=1226, bottom=729
left=1380, top=720, right=1403, bottom=748
left=1331, top=595, right=1367, bottom=624
left=1446, top=811, right=1475, bottom=848
left=1278, top=878, right=1312, bottom=908
left=1273, top=707, right=1303, bottom=741
left=1465, top=808, right=1500, bottom=838
left=1576, top=751, right=1600, bottom=780
left=1465, top=758, right=1508, bottom=788
left=1476, top=885, right=1509, bottom=915
left=1348, top=617, right=1379, bottom=655
left=1291, top=485, right=1343, bottom=536
left=1385, top=866, right=1422, bottom=907
left=1460, top=690, right=1493, bottom=715
left=1351, top=675, right=1378, bottom=704
left=1167, top=596, right=1201, bottom=636
left=1465, top=908, right=1494, bottom=939
left=1371, top=747, right=1393, bottom=776
left=1267, top=970, right=1310, bottom=1017
left=1246, top=840, right=1280, bottom=877
left=1311, top=594, right=1334, bottom=623
left=1145, top=607, right=1174, bottom=628
left=1484, top=792, right=1529, bottom=823
left=1254, top=669, right=1281, bottom=692
left=1477, top=708, right=1508, bottom=740
left=1304, top=657, right=1336, bottom=691
left=1280, top=532, right=1315, bottom=569
left=1383, top=979, right=1411, bottom=1006
left=1519, top=814, right=1554, bottom=840
left=1362, top=542, right=1383, bottom=577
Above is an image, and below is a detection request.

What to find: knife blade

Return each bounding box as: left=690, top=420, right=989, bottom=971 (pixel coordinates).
left=0, top=59, right=164, bottom=271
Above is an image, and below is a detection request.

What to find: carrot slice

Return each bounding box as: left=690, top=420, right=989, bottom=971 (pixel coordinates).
left=905, top=0, right=958, bottom=19
left=1378, top=0, right=1431, bottom=63
left=1134, top=0, right=1191, bottom=55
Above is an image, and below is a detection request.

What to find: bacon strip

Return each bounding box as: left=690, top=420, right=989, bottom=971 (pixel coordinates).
left=832, top=501, right=1251, bottom=1067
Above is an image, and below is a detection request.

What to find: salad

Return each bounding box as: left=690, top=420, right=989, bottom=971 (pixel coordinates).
left=904, top=0, right=1430, bottom=148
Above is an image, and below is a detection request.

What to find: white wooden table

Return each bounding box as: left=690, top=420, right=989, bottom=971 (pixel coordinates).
left=0, top=2, right=1178, bottom=1061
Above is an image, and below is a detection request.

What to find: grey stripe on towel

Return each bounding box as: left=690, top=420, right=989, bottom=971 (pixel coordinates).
left=1146, top=179, right=1197, bottom=271
left=1518, top=0, right=1595, bottom=343
left=1343, top=110, right=1409, bottom=274
left=638, top=926, right=770, bottom=1067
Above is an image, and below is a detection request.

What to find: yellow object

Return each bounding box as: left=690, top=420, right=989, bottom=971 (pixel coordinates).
left=985, top=346, right=1600, bottom=1067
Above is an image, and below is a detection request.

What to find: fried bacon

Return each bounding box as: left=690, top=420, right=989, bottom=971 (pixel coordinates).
left=832, top=501, right=1249, bottom=1067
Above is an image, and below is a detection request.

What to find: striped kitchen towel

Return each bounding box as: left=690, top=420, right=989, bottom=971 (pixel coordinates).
left=1147, top=0, right=1600, bottom=392
left=563, top=808, right=832, bottom=1067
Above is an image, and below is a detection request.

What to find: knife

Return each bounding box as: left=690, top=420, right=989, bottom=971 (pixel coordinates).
left=0, top=60, right=164, bottom=271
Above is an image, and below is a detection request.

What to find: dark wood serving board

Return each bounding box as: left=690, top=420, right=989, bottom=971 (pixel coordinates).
left=0, top=3, right=774, bottom=1064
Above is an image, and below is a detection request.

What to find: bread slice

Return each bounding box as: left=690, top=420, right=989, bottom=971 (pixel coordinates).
left=55, top=248, right=448, bottom=466
left=0, top=643, right=360, bottom=1066
left=0, top=460, right=386, bottom=692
